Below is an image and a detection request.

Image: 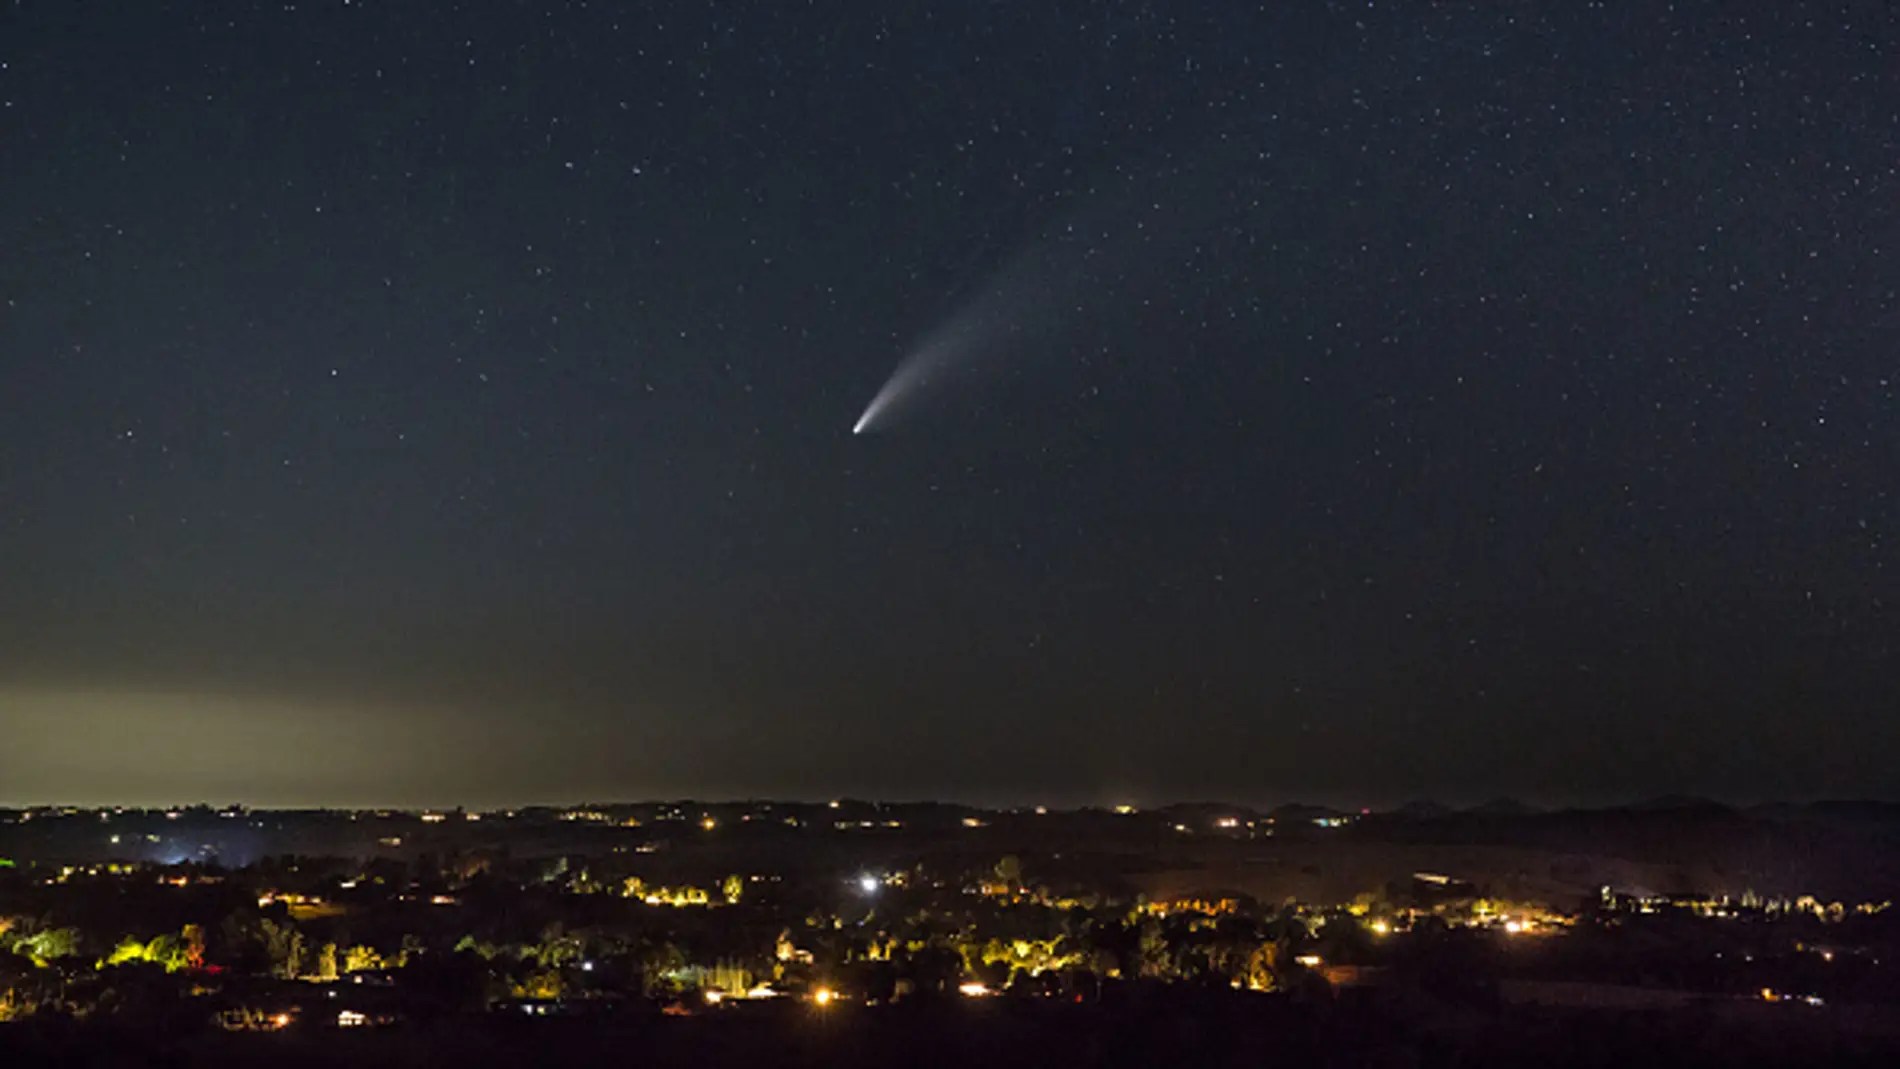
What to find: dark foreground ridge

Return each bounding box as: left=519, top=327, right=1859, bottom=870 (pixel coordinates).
left=8, top=993, right=1900, bottom=1069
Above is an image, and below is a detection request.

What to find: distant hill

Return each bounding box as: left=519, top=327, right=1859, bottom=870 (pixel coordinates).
left=1469, top=797, right=1540, bottom=817
left=1155, top=802, right=1262, bottom=823
left=1623, top=795, right=1733, bottom=815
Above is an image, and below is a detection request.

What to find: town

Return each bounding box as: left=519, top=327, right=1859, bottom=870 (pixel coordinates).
left=3, top=800, right=1899, bottom=1065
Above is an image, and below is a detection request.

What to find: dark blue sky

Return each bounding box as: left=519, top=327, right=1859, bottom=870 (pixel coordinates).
left=2, top=1, right=1895, bottom=807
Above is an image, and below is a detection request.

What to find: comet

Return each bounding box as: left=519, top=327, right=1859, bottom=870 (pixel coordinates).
left=850, top=252, right=1066, bottom=436
left=850, top=141, right=1245, bottom=435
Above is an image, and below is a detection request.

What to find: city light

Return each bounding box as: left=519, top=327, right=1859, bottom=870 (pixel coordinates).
left=812, top=987, right=835, bottom=1006
left=957, top=982, right=992, bottom=997
left=857, top=874, right=880, bottom=894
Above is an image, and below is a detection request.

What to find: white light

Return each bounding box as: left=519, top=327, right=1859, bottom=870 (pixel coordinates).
left=957, top=982, right=991, bottom=997
left=857, top=875, right=880, bottom=894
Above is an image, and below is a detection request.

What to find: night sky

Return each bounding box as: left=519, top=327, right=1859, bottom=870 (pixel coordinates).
left=3, top=2, right=1896, bottom=808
